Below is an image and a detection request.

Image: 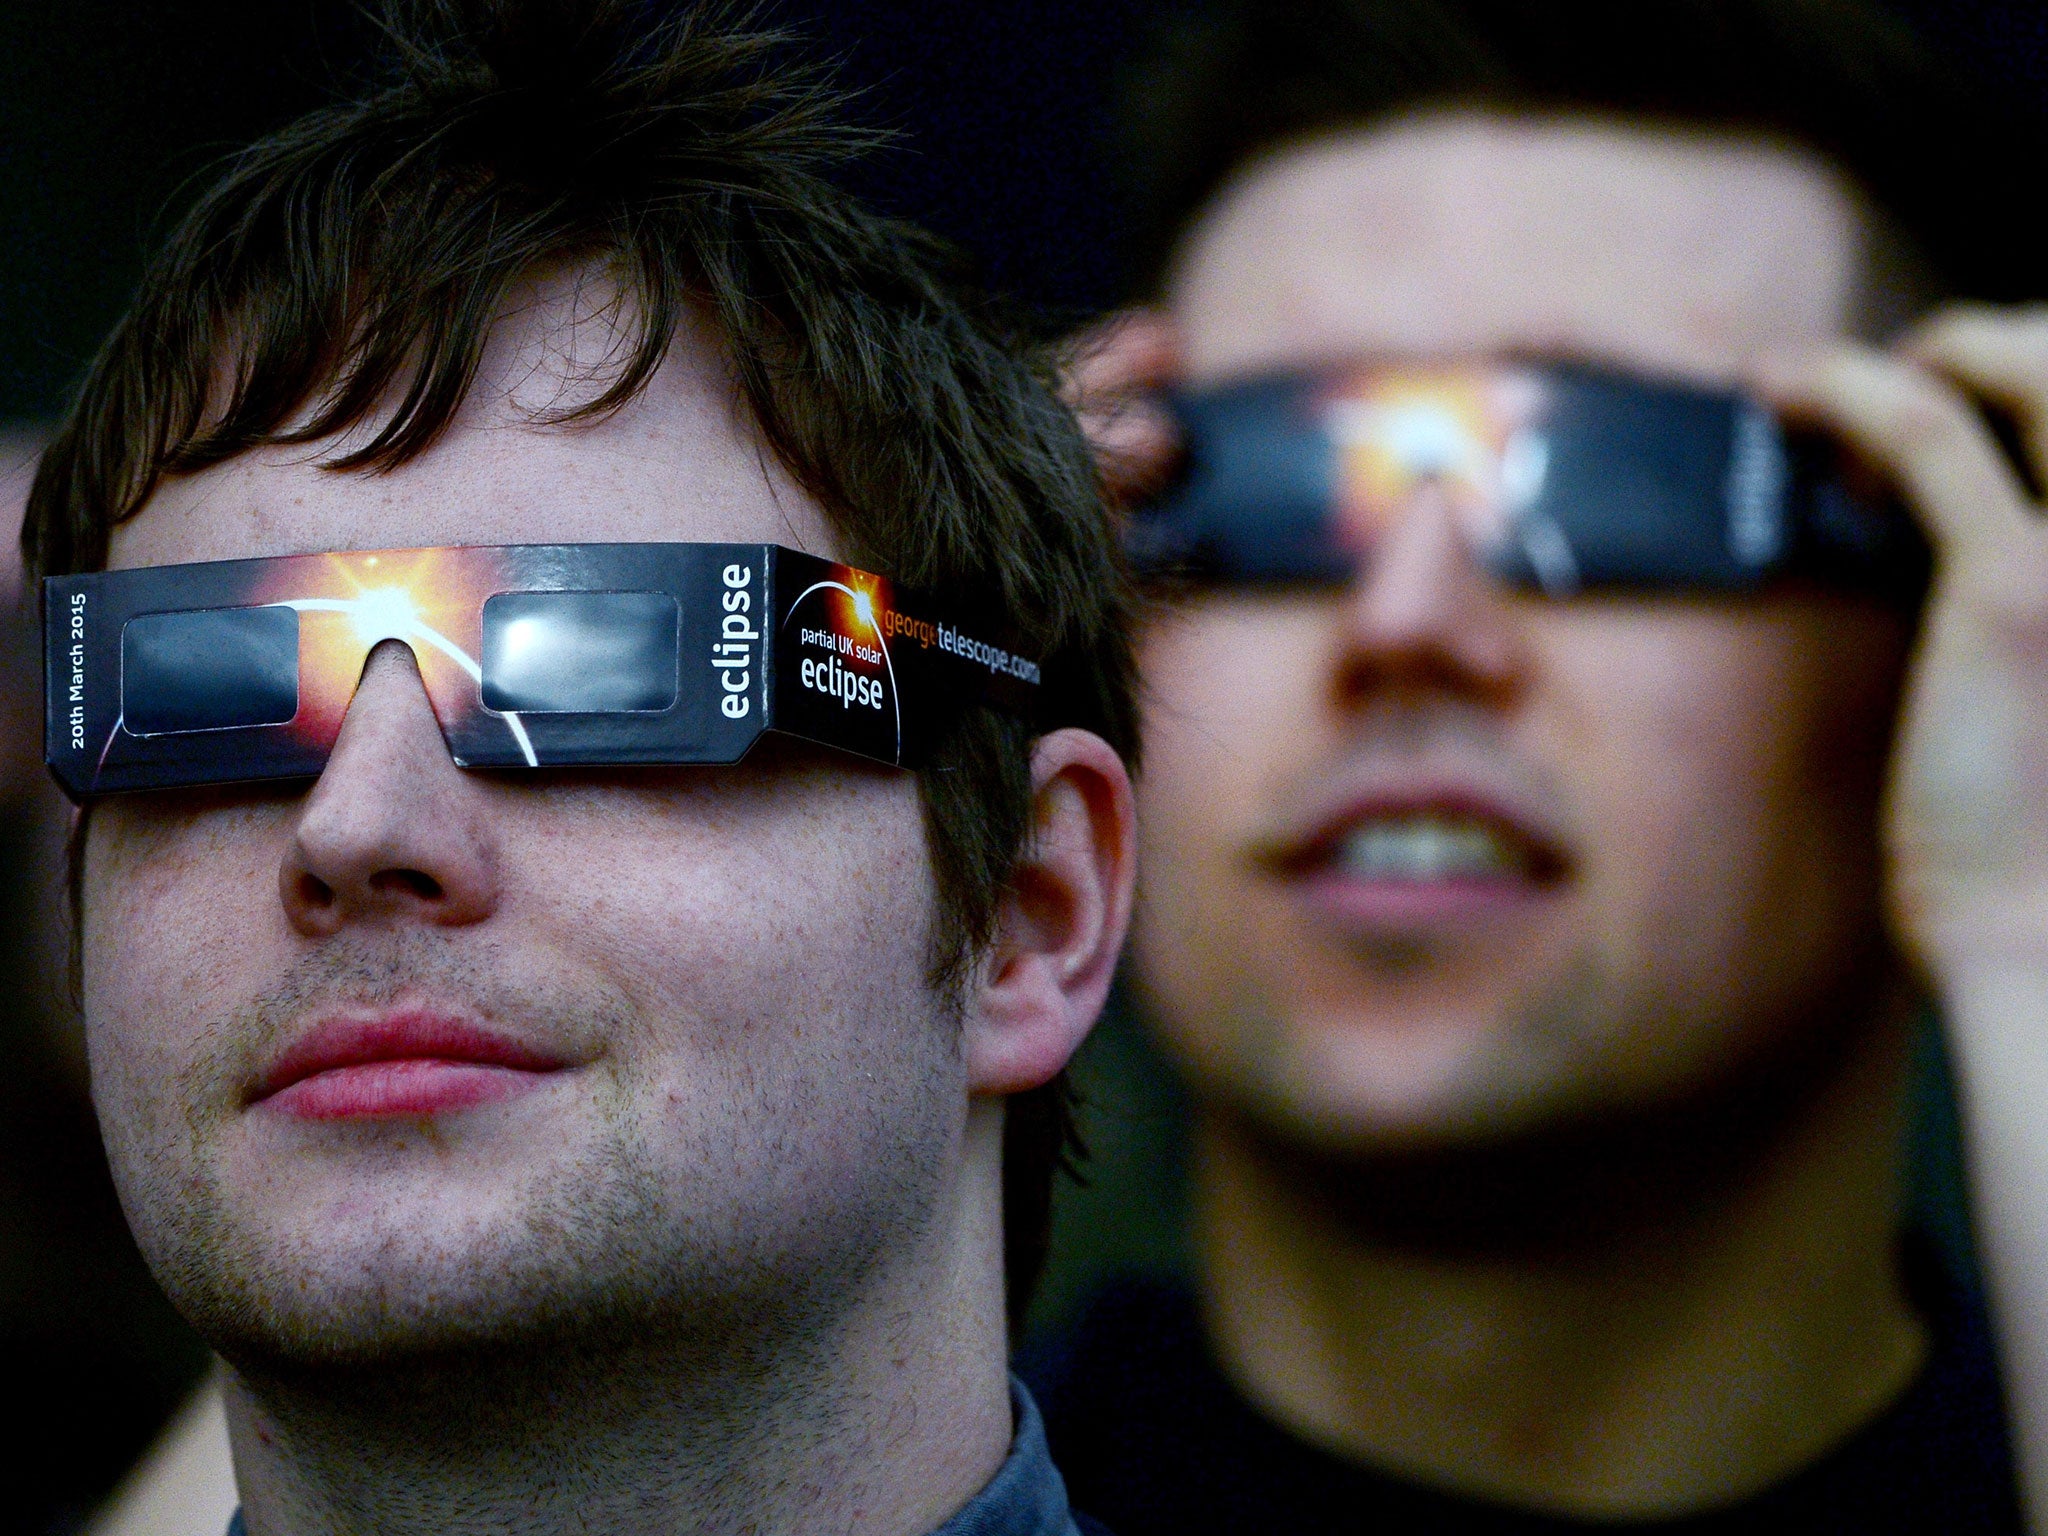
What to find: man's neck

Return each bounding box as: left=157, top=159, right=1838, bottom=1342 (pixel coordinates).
left=222, top=1248, right=1013, bottom=1536
left=1195, top=996, right=1929, bottom=1519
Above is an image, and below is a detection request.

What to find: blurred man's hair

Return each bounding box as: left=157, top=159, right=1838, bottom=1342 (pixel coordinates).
left=24, top=0, right=1137, bottom=1324
left=1125, top=0, right=2048, bottom=309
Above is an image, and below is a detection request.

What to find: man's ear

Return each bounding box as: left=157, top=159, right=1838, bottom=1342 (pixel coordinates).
left=1061, top=308, right=1185, bottom=509
left=965, top=727, right=1137, bottom=1096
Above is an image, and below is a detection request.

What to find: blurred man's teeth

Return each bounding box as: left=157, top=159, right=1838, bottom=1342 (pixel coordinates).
left=1337, top=816, right=1522, bottom=881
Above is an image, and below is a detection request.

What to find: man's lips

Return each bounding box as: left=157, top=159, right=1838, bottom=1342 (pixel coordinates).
left=1251, top=788, right=1572, bottom=928
left=254, top=1012, right=570, bottom=1121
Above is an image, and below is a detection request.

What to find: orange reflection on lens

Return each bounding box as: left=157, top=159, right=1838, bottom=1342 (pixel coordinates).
left=1318, top=367, right=1545, bottom=557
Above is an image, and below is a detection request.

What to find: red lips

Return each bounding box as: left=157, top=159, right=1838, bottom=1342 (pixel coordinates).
left=254, top=1011, right=568, bottom=1120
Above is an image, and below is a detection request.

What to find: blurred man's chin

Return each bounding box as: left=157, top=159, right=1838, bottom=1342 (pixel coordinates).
left=1189, top=964, right=1633, bottom=1155
left=1227, top=1039, right=1589, bottom=1156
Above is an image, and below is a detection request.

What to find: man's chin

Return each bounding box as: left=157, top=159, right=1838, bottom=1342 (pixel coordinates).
left=1221, top=997, right=1598, bottom=1152
left=1204, top=981, right=1885, bottom=1254
left=128, top=1143, right=699, bottom=1374
left=155, top=1228, right=634, bottom=1373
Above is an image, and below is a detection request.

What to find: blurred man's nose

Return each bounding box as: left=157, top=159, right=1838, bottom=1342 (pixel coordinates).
left=1330, top=488, right=1531, bottom=712
left=279, top=640, right=502, bottom=936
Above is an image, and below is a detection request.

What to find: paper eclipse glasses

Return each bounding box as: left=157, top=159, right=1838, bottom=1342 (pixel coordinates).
left=45, top=543, right=1041, bottom=799
left=1129, top=361, right=1928, bottom=598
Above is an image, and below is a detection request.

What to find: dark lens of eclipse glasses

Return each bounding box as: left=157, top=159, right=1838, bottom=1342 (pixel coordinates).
left=121, top=589, right=684, bottom=740
left=122, top=606, right=301, bottom=735
left=480, top=591, right=680, bottom=714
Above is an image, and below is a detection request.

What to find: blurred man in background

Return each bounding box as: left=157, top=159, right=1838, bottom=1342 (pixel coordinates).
left=1033, top=1, right=2048, bottom=1529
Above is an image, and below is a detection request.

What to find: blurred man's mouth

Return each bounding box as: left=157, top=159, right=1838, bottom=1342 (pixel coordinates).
left=1256, top=789, right=1571, bottom=931
left=253, top=1010, right=572, bottom=1120
left=1335, top=810, right=1537, bottom=880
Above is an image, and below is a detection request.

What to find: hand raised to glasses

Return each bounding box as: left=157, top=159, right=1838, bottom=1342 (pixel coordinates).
left=1758, top=307, right=2048, bottom=1532
left=1061, top=310, right=1184, bottom=509
left=1760, top=309, right=2048, bottom=969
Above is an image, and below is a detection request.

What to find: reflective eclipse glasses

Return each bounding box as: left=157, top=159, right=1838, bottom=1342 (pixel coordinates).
left=45, top=543, right=1040, bottom=799
left=1128, top=361, right=1928, bottom=599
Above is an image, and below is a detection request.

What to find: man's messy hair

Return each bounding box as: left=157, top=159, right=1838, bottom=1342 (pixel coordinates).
left=25, top=0, right=1137, bottom=1324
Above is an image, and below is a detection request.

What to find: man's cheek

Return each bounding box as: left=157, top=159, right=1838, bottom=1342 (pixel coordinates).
left=89, top=858, right=276, bottom=1025
left=83, top=892, right=256, bottom=1159
left=84, top=909, right=239, bottom=1064
left=84, top=954, right=196, bottom=1119
left=83, top=1000, right=197, bottom=1243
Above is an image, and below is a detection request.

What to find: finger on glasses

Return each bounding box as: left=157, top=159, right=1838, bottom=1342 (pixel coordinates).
left=1753, top=344, right=2043, bottom=602
left=1060, top=309, right=1185, bottom=509
left=1904, top=302, right=2048, bottom=498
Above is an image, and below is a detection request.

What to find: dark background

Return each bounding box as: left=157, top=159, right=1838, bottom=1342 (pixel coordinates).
left=0, top=2, right=2041, bottom=1529
left=0, top=0, right=1166, bottom=421
left=2, top=0, right=2045, bottom=419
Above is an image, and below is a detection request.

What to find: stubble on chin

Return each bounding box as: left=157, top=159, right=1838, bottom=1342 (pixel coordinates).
left=100, top=927, right=959, bottom=1385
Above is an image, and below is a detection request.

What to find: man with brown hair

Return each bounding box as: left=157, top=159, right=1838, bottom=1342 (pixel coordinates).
left=27, top=4, right=1137, bottom=1533
left=1033, top=0, right=2048, bottom=1531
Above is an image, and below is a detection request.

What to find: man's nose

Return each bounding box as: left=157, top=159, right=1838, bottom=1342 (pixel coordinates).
left=1331, top=490, right=1532, bottom=711
left=280, top=640, right=502, bottom=937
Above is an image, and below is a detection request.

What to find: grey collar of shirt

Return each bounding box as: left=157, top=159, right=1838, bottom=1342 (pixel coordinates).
left=226, top=1377, right=1085, bottom=1536
left=934, top=1378, right=1086, bottom=1536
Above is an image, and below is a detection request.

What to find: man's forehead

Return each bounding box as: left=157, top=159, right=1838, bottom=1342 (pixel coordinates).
left=109, top=274, right=838, bottom=572
left=1168, top=111, right=1866, bottom=387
